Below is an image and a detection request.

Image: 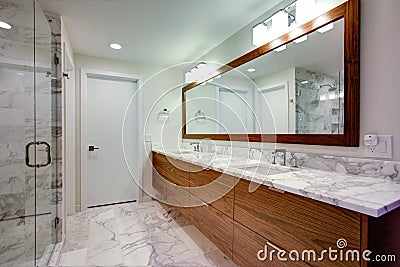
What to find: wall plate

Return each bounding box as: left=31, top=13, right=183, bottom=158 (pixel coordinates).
left=364, top=135, right=393, bottom=159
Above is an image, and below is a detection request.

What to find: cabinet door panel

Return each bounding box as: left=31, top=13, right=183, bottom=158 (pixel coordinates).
left=189, top=168, right=237, bottom=218
left=190, top=196, right=233, bottom=258
left=234, top=180, right=361, bottom=267
left=233, top=222, right=311, bottom=267
left=153, top=152, right=190, bottom=186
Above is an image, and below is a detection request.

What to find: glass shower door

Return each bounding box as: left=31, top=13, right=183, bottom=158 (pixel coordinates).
left=0, top=0, right=60, bottom=265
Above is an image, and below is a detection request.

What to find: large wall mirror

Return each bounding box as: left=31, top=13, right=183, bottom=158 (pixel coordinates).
left=182, top=0, right=359, bottom=146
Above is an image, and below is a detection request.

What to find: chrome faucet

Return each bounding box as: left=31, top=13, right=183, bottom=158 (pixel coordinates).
left=272, top=149, right=286, bottom=166
left=190, top=142, right=200, bottom=152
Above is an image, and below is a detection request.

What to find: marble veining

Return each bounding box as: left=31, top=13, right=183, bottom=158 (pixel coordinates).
left=58, top=201, right=237, bottom=267
left=153, top=147, right=400, bottom=217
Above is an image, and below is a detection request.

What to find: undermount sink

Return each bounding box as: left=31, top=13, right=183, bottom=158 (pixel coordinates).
left=239, top=165, right=296, bottom=176
left=171, top=149, right=194, bottom=154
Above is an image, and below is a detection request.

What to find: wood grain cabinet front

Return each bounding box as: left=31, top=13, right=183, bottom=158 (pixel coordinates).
left=189, top=197, right=234, bottom=259
left=189, top=167, right=237, bottom=218
left=153, top=152, right=190, bottom=186
left=233, top=221, right=311, bottom=267
left=234, top=179, right=361, bottom=267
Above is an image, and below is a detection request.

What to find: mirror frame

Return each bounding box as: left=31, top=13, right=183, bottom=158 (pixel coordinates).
left=182, top=0, right=359, bottom=147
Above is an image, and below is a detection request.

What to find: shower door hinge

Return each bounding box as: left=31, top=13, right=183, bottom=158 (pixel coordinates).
left=54, top=217, right=59, bottom=229
left=54, top=53, right=60, bottom=65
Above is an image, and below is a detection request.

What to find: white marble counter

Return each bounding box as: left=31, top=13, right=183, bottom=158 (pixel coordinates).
left=152, top=148, right=400, bottom=218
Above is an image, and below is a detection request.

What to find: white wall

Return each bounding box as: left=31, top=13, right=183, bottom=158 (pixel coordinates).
left=186, top=0, right=400, bottom=161
left=74, top=54, right=183, bottom=210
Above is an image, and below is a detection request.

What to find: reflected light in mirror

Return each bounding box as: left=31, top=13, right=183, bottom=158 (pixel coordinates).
left=317, top=23, right=334, bottom=33
left=274, top=45, right=287, bottom=52
left=294, top=35, right=308, bottom=43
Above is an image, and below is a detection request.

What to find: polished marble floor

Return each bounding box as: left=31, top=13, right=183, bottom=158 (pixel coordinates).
left=56, top=201, right=238, bottom=267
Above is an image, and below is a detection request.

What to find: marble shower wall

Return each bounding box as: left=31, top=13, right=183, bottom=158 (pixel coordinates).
left=0, top=0, right=63, bottom=265
left=295, top=67, right=344, bottom=134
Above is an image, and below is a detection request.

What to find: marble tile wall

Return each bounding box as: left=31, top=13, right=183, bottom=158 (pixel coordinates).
left=181, top=142, right=400, bottom=182
left=295, top=67, right=344, bottom=134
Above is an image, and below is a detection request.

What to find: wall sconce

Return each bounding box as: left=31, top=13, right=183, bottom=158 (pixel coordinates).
left=195, top=110, right=206, bottom=122
left=158, top=108, right=170, bottom=121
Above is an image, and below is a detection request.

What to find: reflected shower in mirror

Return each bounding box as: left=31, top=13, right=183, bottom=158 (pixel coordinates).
left=185, top=18, right=344, bottom=135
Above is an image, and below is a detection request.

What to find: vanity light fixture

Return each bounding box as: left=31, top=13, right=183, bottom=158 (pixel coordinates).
left=294, top=35, right=308, bottom=43
left=274, top=45, right=287, bottom=52
left=247, top=68, right=256, bottom=73
left=0, top=20, right=12, bottom=30
left=109, top=43, right=122, bottom=50
left=317, top=23, right=334, bottom=33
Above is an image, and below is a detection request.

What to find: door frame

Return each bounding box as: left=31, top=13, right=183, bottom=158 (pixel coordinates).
left=80, top=69, right=143, bottom=211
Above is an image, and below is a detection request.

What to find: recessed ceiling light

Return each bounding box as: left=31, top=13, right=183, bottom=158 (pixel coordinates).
left=247, top=68, right=256, bottom=73
left=0, top=20, right=12, bottom=30
left=109, top=43, right=122, bottom=50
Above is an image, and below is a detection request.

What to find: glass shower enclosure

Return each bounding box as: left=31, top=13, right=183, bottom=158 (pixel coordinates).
left=0, top=0, right=62, bottom=266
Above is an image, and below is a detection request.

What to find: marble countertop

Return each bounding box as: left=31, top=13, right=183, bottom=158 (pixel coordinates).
left=152, top=148, right=400, bottom=218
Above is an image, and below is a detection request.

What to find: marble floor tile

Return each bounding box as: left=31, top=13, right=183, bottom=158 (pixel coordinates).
left=58, top=248, right=87, bottom=266
left=181, top=225, right=219, bottom=255
left=57, top=201, right=238, bottom=267
left=86, top=218, right=123, bottom=266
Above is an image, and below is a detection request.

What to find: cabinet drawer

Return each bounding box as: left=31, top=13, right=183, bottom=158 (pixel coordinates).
left=166, top=182, right=190, bottom=207
left=190, top=196, right=233, bottom=258
left=153, top=152, right=190, bottom=186
left=152, top=168, right=167, bottom=201
left=234, top=180, right=361, bottom=267
left=189, top=168, right=237, bottom=218
left=233, top=222, right=310, bottom=267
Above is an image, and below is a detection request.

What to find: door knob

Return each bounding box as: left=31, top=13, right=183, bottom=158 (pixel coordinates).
left=88, top=145, right=100, bottom=151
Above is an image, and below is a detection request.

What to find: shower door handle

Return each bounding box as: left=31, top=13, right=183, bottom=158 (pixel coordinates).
left=25, top=141, right=52, bottom=168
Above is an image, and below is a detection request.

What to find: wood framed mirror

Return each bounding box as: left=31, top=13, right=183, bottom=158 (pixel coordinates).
left=182, top=0, right=359, bottom=146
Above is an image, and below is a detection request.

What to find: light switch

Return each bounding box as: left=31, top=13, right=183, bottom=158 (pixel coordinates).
left=378, top=141, right=387, bottom=153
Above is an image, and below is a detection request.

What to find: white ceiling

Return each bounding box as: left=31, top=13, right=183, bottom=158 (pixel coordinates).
left=38, top=0, right=282, bottom=67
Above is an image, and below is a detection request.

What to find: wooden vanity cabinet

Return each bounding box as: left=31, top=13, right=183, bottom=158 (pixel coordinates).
left=189, top=167, right=237, bottom=218
left=152, top=152, right=190, bottom=216
left=234, top=179, right=361, bottom=267
left=152, top=153, right=400, bottom=267
left=190, top=195, right=234, bottom=258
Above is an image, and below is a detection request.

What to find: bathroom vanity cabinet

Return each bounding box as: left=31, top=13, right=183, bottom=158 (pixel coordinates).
left=152, top=152, right=400, bottom=267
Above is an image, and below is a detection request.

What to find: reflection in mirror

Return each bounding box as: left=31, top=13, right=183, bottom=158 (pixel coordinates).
left=185, top=18, right=344, bottom=135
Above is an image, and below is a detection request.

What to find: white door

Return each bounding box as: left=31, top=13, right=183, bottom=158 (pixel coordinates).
left=86, top=75, right=138, bottom=207
left=258, top=84, right=289, bottom=134
left=218, top=89, right=251, bottom=133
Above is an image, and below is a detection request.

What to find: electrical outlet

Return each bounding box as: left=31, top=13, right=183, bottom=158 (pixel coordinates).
left=364, top=135, right=393, bottom=159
